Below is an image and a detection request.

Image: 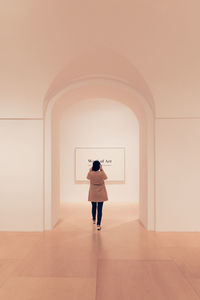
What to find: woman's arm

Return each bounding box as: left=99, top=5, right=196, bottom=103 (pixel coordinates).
left=100, top=164, right=108, bottom=180
left=87, top=167, right=92, bottom=179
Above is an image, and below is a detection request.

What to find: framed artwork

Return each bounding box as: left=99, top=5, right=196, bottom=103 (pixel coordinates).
left=75, top=147, right=125, bottom=183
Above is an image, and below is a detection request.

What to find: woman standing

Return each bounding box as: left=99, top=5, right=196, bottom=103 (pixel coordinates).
left=87, top=160, right=108, bottom=230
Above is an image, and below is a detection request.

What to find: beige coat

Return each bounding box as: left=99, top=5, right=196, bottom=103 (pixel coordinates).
left=87, top=170, right=108, bottom=202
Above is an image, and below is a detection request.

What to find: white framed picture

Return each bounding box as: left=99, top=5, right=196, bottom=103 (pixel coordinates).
left=75, top=147, right=125, bottom=183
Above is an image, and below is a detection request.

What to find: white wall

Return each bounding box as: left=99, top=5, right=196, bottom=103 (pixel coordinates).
left=52, top=98, right=139, bottom=204
left=1, top=2, right=200, bottom=232
left=0, top=120, right=43, bottom=231
left=156, top=119, right=200, bottom=231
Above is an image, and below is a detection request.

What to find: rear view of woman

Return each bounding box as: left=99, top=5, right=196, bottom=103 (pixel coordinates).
left=87, top=160, right=108, bottom=231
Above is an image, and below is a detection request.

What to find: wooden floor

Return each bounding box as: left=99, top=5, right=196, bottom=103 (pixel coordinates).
left=1, top=201, right=200, bottom=299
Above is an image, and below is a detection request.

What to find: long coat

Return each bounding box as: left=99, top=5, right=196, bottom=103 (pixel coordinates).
left=87, top=170, right=108, bottom=202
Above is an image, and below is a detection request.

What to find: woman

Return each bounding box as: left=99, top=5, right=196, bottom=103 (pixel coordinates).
left=87, top=160, right=108, bottom=231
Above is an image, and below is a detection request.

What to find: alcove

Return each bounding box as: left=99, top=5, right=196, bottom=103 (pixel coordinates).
left=51, top=97, right=139, bottom=211
left=44, top=77, right=155, bottom=230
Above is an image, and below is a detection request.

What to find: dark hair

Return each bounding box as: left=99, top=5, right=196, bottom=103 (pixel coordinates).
left=92, top=160, right=100, bottom=171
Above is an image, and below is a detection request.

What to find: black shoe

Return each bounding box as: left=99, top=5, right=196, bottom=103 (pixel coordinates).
left=97, top=225, right=101, bottom=231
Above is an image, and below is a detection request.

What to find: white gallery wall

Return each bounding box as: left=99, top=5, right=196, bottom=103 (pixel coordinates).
left=0, top=120, right=43, bottom=231
left=1, top=1, right=200, bottom=231
left=156, top=119, right=200, bottom=231
left=52, top=98, right=139, bottom=204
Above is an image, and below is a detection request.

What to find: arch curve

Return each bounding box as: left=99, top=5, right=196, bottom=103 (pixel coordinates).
left=43, top=49, right=155, bottom=114
left=44, top=77, right=155, bottom=231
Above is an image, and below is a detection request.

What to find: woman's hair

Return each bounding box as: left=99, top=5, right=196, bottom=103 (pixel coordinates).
left=92, top=160, right=100, bottom=171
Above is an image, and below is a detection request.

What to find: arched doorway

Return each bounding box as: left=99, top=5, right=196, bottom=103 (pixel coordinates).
left=52, top=97, right=139, bottom=222
left=44, top=77, right=155, bottom=230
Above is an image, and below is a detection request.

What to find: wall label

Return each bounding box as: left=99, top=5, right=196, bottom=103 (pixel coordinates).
left=88, top=159, right=112, bottom=166
left=75, top=147, right=125, bottom=182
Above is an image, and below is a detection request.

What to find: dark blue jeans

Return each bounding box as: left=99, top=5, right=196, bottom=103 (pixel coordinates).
left=91, top=202, right=104, bottom=226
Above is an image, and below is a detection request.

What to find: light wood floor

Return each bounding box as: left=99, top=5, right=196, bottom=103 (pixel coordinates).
left=1, top=201, right=200, bottom=299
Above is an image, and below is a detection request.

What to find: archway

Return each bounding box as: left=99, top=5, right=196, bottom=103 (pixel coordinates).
left=52, top=97, right=139, bottom=224
left=44, top=77, right=155, bottom=230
